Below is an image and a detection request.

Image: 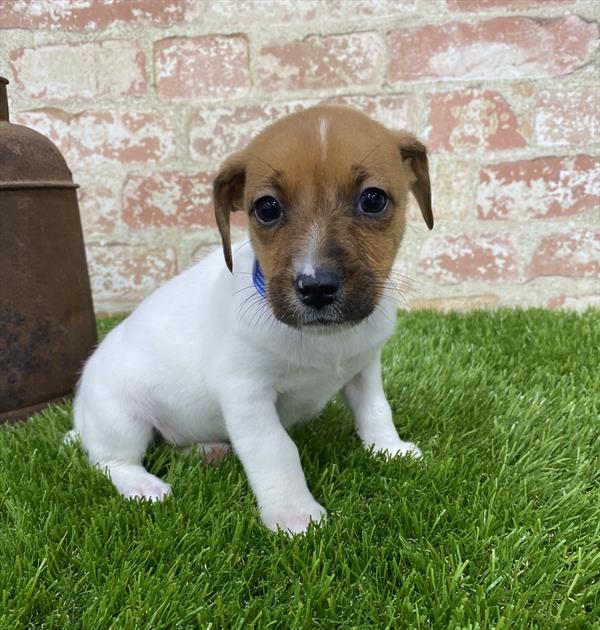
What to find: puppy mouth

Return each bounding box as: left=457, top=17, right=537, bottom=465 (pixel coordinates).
left=270, top=294, right=376, bottom=329
left=295, top=306, right=346, bottom=328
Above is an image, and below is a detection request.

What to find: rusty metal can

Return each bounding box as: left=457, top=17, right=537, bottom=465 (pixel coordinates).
left=0, top=76, right=97, bottom=423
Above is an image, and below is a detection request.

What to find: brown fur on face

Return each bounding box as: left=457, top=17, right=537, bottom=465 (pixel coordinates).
left=213, top=106, right=432, bottom=328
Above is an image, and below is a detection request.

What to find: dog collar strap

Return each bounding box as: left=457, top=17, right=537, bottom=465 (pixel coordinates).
left=252, top=259, right=266, bottom=298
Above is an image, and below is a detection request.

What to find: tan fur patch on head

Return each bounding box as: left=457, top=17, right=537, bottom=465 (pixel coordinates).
left=213, top=105, right=432, bottom=326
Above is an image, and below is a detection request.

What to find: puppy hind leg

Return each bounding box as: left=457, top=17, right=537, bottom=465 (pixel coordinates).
left=189, top=442, right=231, bottom=465
left=76, top=396, right=171, bottom=502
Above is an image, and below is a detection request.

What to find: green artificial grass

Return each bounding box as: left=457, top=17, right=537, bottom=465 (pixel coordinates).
left=1, top=309, right=599, bottom=629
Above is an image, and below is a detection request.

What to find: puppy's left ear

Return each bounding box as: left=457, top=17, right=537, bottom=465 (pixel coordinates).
left=213, top=152, right=246, bottom=272
left=398, top=133, right=433, bottom=230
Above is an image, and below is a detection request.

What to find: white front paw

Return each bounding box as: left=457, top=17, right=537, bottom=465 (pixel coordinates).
left=393, top=440, right=423, bottom=459
left=261, top=499, right=328, bottom=535
left=105, top=464, right=172, bottom=502
left=369, top=439, right=423, bottom=460
left=122, top=475, right=172, bottom=502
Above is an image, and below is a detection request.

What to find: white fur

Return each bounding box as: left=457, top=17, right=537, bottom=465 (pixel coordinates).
left=73, top=242, right=421, bottom=533
left=319, top=117, right=328, bottom=162
left=297, top=222, right=321, bottom=278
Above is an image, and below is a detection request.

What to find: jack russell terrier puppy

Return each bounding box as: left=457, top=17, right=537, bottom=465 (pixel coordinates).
left=72, top=105, right=433, bottom=534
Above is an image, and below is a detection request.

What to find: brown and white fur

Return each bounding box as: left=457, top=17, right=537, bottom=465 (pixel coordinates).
left=72, top=106, right=433, bottom=534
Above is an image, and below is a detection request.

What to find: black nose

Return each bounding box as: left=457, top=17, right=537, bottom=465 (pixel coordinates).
left=295, top=270, right=340, bottom=310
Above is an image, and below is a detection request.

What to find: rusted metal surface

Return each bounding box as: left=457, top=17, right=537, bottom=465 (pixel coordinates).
left=0, top=78, right=8, bottom=121
left=0, top=76, right=97, bottom=423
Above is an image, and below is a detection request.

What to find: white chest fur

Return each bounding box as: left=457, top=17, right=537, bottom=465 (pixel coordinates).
left=72, top=242, right=418, bottom=535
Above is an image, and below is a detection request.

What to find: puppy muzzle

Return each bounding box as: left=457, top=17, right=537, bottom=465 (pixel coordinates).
left=295, top=269, right=340, bottom=311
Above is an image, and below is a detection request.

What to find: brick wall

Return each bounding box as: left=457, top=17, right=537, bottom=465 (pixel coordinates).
left=1, top=0, right=598, bottom=314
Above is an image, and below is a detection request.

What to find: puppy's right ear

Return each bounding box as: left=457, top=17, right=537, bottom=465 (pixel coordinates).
left=213, top=152, right=246, bottom=272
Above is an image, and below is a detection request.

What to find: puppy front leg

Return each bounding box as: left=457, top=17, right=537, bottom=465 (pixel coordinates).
left=343, top=353, right=422, bottom=459
left=221, top=394, right=327, bottom=534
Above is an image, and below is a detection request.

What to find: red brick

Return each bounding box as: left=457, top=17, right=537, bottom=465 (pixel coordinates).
left=322, top=93, right=415, bottom=130
left=154, top=36, right=250, bottom=100
left=420, top=233, right=518, bottom=283
left=0, top=0, right=192, bottom=31
left=76, top=173, right=123, bottom=236
left=189, top=94, right=411, bottom=166
left=407, top=157, right=477, bottom=221
left=447, top=0, right=573, bottom=10
left=202, top=1, right=415, bottom=24
left=388, top=16, right=598, bottom=82
left=87, top=244, right=177, bottom=306
left=10, top=41, right=147, bottom=102
left=13, top=109, right=175, bottom=165
left=122, top=171, right=249, bottom=230
left=548, top=294, right=600, bottom=311
left=427, top=89, right=526, bottom=152
left=190, top=100, right=316, bottom=166
left=527, top=229, right=599, bottom=279
left=535, top=89, right=600, bottom=147
left=411, top=295, right=500, bottom=311
left=258, top=33, right=384, bottom=91
left=123, top=171, right=212, bottom=229
left=478, top=155, right=599, bottom=220
left=202, top=0, right=319, bottom=22
left=323, top=0, right=417, bottom=17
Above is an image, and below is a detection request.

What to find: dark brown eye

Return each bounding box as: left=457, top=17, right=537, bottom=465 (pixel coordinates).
left=254, top=196, right=282, bottom=225
left=358, top=188, right=388, bottom=215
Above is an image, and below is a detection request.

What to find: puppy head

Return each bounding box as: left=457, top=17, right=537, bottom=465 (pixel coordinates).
left=213, top=106, right=432, bottom=328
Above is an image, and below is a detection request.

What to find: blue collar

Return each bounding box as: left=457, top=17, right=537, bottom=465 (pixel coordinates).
left=252, top=259, right=266, bottom=298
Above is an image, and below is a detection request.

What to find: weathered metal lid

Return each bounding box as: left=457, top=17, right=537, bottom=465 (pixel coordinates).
left=0, top=76, right=77, bottom=190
